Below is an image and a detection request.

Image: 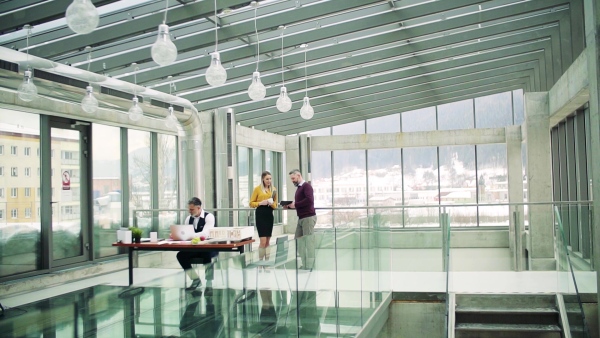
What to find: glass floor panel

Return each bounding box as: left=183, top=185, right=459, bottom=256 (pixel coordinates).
left=0, top=285, right=384, bottom=337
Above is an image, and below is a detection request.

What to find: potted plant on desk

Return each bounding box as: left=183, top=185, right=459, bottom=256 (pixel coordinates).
left=129, top=227, right=143, bottom=243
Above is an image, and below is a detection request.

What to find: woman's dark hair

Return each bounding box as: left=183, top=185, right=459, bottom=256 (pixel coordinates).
left=187, top=197, right=202, bottom=206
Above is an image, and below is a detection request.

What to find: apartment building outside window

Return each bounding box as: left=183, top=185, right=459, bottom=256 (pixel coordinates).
left=11, top=188, right=17, bottom=198
left=25, top=208, right=31, bottom=218
left=24, top=147, right=31, bottom=156
left=25, top=167, right=31, bottom=177
left=10, top=145, right=17, bottom=155
left=11, top=209, right=17, bottom=219
left=25, top=187, right=31, bottom=197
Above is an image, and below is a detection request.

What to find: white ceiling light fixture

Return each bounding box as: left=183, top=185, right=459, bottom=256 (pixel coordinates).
left=151, top=0, right=178, bottom=67
left=205, top=0, right=227, bottom=87
left=275, top=25, right=292, bottom=113
left=247, top=1, right=266, bottom=101
left=299, top=44, right=314, bottom=120
left=18, top=24, right=37, bottom=102
left=128, top=64, right=143, bottom=121
left=66, top=0, right=99, bottom=35
left=164, top=80, right=178, bottom=129
left=81, top=46, right=98, bottom=113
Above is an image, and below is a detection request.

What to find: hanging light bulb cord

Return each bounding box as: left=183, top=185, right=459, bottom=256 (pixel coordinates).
left=86, top=48, right=93, bottom=86
left=87, top=50, right=92, bottom=72
left=133, top=66, right=139, bottom=97
left=169, top=82, right=175, bottom=111
left=304, top=47, right=308, bottom=96
left=254, top=7, right=259, bottom=72
left=214, top=0, right=218, bottom=53
left=281, top=28, right=284, bottom=87
left=163, top=0, right=169, bottom=24
left=25, top=25, right=31, bottom=68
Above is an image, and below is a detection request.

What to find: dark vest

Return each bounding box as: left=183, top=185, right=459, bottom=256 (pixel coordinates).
left=189, top=211, right=210, bottom=233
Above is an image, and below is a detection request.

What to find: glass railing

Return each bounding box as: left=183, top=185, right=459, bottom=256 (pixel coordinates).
left=124, top=202, right=595, bottom=337
left=123, top=206, right=394, bottom=336
left=555, top=204, right=592, bottom=338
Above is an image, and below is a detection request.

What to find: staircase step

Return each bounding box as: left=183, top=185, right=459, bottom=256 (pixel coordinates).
left=455, top=294, right=556, bottom=309
left=455, top=323, right=561, bottom=332
left=455, top=324, right=562, bottom=338
left=456, top=306, right=558, bottom=314
left=456, top=307, right=559, bottom=325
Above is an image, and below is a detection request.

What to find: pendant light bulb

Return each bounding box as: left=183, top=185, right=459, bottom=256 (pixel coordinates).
left=248, top=71, right=266, bottom=101
left=129, top=97, right=143, bottom=121
left=206, top=52, right=227, bottom=87
left=18, top=70, right=38, bottom=102
left=300, top=96, right=314, bottom=120
left=151, top=24, right=177, bottom=66
left=165, top=106, right=178, bottom=129
left=66, top=0, right=99, bottom=34
left=81, top=85, right=98, bottom=113
left=276, top=86, right=292, bottom=112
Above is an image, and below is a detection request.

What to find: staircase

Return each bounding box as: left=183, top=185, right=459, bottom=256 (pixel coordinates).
left=454, top=294, right=562, bottom=338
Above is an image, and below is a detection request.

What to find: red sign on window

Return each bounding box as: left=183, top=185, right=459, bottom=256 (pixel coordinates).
left=62, top=171, right=71, bottom=190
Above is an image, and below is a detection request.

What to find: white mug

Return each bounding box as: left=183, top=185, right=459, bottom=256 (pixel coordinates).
left=267, top=198, right=274, bottom=205
left=123, top=231, right=132, bottom=244
left=150, top=232, right=158, bottom=242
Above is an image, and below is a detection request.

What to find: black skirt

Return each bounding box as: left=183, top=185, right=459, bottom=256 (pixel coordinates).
left=255, top=205, right=274, bottom=237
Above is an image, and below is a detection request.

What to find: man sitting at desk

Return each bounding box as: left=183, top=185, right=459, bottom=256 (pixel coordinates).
left=177, top=197, right=217, bottom=291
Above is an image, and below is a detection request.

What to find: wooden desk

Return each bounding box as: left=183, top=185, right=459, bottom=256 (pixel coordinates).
left=112, top=239, right=254, bottom=285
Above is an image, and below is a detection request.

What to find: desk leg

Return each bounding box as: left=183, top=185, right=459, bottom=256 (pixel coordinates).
left=128, top=247, right=133, bottom=286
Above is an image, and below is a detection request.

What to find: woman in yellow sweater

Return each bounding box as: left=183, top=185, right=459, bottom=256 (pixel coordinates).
left=249, top=171, right=278, bottom=259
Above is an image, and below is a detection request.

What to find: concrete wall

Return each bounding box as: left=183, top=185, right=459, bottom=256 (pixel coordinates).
left=378, top=293, right=446, bottom=338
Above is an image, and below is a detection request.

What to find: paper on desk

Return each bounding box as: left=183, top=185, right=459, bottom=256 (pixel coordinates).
left=157, top=240, right=191, bottom=245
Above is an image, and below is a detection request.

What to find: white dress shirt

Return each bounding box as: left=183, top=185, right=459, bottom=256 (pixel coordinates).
left=184, top=209, right=215, bottom=239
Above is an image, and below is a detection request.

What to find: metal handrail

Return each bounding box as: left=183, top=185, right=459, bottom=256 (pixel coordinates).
left=132, top=201, right=592, bottom=214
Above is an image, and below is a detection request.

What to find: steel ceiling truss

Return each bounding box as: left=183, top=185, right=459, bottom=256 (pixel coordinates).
left=0, top=0, right=584, bottom=135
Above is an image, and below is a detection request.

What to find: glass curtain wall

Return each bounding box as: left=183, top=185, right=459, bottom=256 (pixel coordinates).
left=0, top=109, right=179, bottom=279
left=157, top=134, right=178, bottom=237
left=476, top=144, right=509, bottom=226
left=92, top=124, right=122, bottom=259
left=0, top=109, right=41, bottom=278
left=550, top=108, right=592, bottom=261
left=311, top=150, right=332, bottom=227
left=237, top=146, right=283, bottom=226
left=128, top=130, right=152, bottom=234
left=439, top=145, right=476, bottom=226
left=309, top=90, right=523, bottom=228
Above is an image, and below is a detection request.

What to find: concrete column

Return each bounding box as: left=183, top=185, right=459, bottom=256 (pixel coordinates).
left=285, top=136, right=300, bottom=234
left=198, top=111, right=215, bottom=209
left=583, top=0, right=600, bottom=327
left=179, top=111, right=206, bottom=209
left=506, top=125, right=525, bottom=271
left=213, top=108, right=236, bottom=227
left=524, top=92, right=555, bottom=270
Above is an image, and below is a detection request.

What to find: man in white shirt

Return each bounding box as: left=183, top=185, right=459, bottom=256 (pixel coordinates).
left=177, top=197, right=217, bottom=291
